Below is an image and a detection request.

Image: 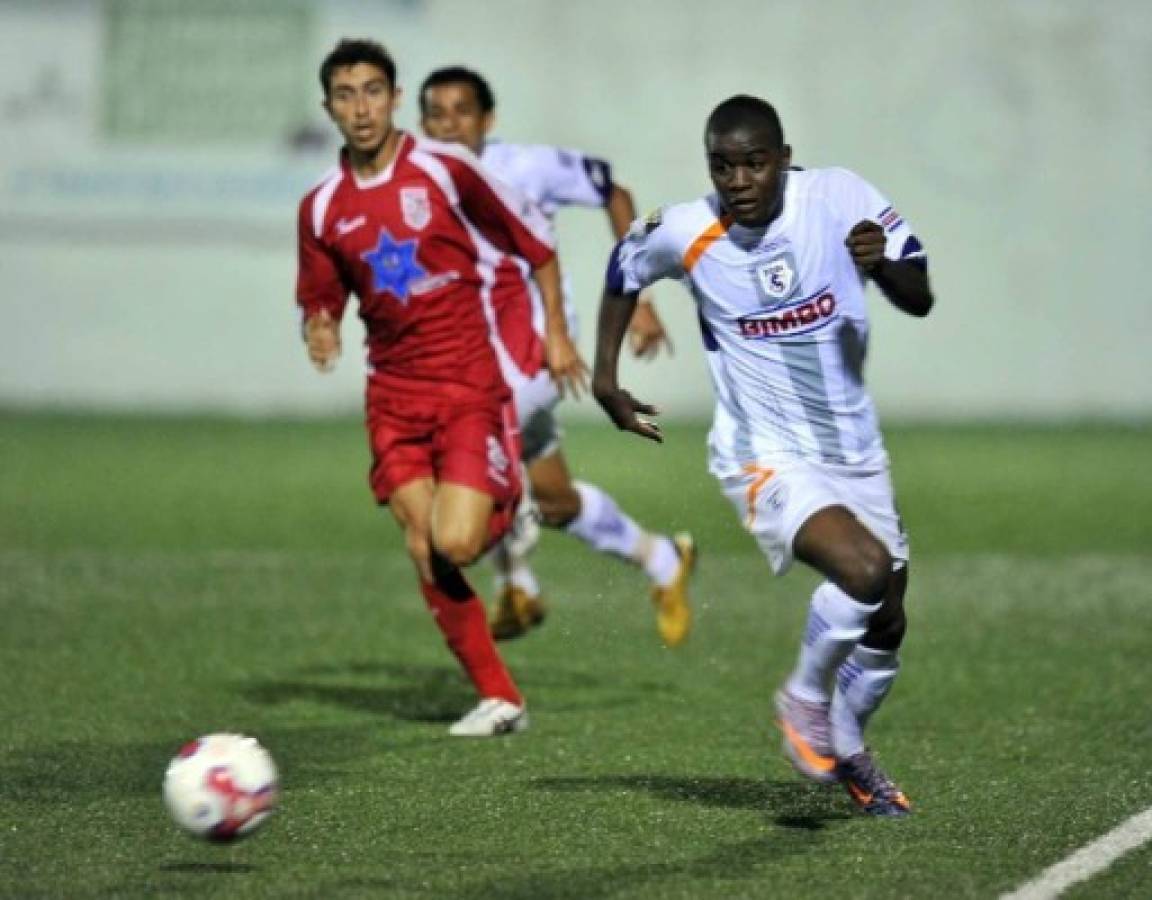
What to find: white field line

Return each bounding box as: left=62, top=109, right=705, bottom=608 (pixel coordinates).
left=1000, top=805, right=1152, bottom=899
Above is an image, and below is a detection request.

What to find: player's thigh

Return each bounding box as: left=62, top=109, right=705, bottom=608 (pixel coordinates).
left=527, top=448, right=581, bottom=525
left=431, top=481, right=495, bottom=562
left=793, top=505, right=892, bottom=601
left=388, top=478, right=435, bottom=530
left=841, top=467, right=909, bottom=568
left=720, top=461, right=901, bottom=589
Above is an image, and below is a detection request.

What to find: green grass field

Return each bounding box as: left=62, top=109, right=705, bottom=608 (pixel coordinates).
left=1, top=411, right=1150, bottom=898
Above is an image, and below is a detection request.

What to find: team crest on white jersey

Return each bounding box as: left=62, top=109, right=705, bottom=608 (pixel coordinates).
left=755, top=251, right=799, bottom=305
left=400, top=187, right=431, bottom=230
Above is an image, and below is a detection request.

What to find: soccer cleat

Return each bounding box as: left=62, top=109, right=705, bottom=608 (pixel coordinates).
left=447, top=698, right=529, bottom=737
left=837, top=750, right=911, bottom=817
left=774, top=688, right=839, bottom=784
left=651, top=532, right=696, bottom=647
left=490, top=586, right=547, bottom=641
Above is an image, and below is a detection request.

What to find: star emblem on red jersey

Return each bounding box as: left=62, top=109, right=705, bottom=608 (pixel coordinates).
left=360, top=228, right=428, bottom=305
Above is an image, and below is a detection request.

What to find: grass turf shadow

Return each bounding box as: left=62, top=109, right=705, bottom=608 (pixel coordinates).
left=159, top=861, right=258, bottom=874
left=0, top=724, right=382, bottom=802
left=464, top=841, right=808, bottom=900
left=0, top=737, right=191, bottom=803
left=240, top=661, right=478, bottom=724
left=426, top=776, right=854, bottom=899
left=293, top=659, right=677, bottom=696
left=242, top=659, right=675, bottom=724
left=450, top=832, right=843, bottom=900
left=534, top=773, right=851, bottom=830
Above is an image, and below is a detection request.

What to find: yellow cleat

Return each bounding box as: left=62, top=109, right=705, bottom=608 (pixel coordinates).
left=490, top=586, right=547, bottom=641
left=651, top=532, right=696, bottom=647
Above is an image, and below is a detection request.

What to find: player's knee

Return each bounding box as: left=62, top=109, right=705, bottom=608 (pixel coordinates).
left=864, top=603, right=907, bottom=651
left=841, top=541, right=893, bottom=605
left=536, top=487, right=580, bottom=528
left=431, top=530, right=484, bottom=568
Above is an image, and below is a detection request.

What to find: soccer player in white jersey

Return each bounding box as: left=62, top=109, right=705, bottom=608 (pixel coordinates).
left=592, top=95, right=934, bottom=817
left=418, top=66, right=695, bottom=647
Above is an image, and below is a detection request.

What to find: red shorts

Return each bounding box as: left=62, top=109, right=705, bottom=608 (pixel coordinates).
left=366, top=392, right=522, bottom=525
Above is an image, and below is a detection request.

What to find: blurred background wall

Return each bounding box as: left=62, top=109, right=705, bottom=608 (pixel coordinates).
left=1, top=0, right=1149, bottom=419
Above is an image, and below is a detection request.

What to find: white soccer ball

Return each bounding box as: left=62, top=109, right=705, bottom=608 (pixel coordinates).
left=162, top=733, right=279, bottom=842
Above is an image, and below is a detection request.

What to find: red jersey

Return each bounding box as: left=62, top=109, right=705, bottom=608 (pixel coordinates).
left=296, top=133, right=555, bottom=403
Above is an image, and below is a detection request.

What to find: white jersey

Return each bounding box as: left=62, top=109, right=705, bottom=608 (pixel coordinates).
left=481, top=140, right=613, bottom=220
left=612, top=167, right=927, bottom=477
left=481, top=140, right=613, bottom=338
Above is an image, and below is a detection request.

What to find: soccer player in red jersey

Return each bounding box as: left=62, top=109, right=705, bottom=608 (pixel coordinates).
left=419, top=68, right=696, bottom=648
left=296, top=39, right=586, bottom=737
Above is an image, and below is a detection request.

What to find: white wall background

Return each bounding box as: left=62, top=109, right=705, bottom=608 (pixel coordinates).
left=1, top=0, right=1149, bottom=420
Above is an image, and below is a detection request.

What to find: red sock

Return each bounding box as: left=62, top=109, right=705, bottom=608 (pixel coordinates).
left=419, top=578, right=523, bottom=706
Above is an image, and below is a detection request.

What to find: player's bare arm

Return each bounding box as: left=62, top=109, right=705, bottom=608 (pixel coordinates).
left=626, top=296, right=673, bottom=360
left=845, top=220, right=934, bottom=317
left=606, top=185, right=672, bottom=359
left=533, top=256, right=589, bottom=398
left=304, top=309, right=342, bottom=373
left=592, top=287, right=662, bottom=443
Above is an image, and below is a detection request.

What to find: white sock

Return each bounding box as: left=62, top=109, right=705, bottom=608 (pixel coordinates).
left=566, top=482, right=641, bottom=557
left=830, top=645, right=900, bottom=758
left=565, top=482, right=679, bottom=586
left=488, top=538, right=541, bottom=598
left=785, top=582, right=880, bottom=704
left=643, top=535, right=681, bottom=588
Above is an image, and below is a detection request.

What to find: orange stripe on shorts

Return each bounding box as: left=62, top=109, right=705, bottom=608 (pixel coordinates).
left=742, top=464, right=776, bottom=528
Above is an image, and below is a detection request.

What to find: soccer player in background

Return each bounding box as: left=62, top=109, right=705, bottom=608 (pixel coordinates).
left=419, top=66, right=696, bottom=646
left=296, top=39, right=586, bottom=737
left=592, top=95, right=934, bottom=815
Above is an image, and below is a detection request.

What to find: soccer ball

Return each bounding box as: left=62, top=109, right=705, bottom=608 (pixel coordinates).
left=162, top=733, right=279, bottom=842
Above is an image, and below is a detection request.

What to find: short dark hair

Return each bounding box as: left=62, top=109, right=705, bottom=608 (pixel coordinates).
left=705, top=95, right=785, bottom=148
left=319, top=38, right=397, bottom=97
left=418, top=66, right=495, bottom=115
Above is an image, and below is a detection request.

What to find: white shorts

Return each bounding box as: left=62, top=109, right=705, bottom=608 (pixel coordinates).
left=510, top=369, right=561, bottom=463
left=718, top=460, right=908, bottom=576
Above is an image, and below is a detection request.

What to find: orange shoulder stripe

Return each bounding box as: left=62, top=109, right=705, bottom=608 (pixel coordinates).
left=682, top=216, right=732, bottom=272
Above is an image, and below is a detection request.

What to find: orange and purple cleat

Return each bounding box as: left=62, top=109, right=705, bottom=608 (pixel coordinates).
left=837, top=750, right=912, bottom=817
left=774, top=688, right=839, bottom=784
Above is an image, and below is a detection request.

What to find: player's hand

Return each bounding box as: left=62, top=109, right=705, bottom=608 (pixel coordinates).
left=592, top=383, right=663, bottom=443
left=627, top=295, right=673, bottom=360
left=845, top=220, right=887, bottom=273
left=304, top=309, right=341, bottom=373
left=545, top=329, right=590, bottom=399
